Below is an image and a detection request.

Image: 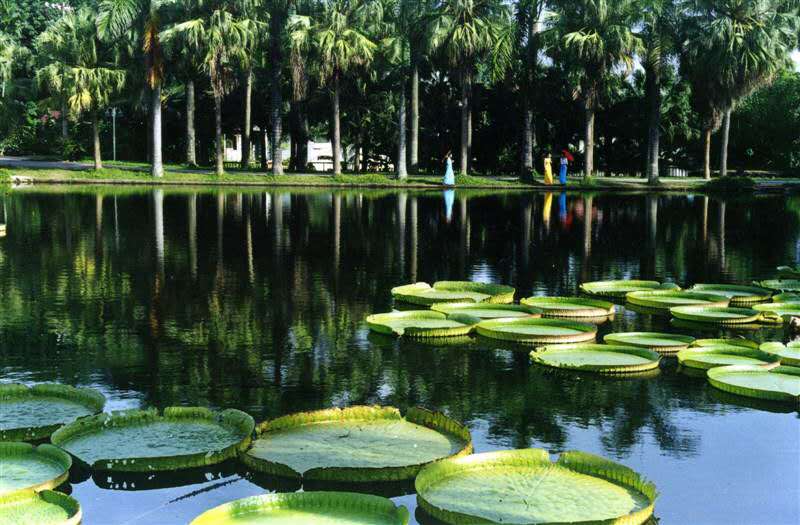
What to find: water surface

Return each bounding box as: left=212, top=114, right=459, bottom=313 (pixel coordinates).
left=0, top=187, right=798, bottom=524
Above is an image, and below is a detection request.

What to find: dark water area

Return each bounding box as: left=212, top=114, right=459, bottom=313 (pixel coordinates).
left=0, top=187, right=798, bottom=524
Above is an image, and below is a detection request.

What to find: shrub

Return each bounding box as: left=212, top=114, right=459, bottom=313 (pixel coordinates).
left=703, top=175, right=756, bottom=193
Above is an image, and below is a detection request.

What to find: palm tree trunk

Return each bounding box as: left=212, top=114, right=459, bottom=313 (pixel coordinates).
left=214, top=92, right=224, bottom=176
left=459, top=71, right=469, bottom=175
left=61, top=99, right=68, bottom=140
left=186, top=80, right=197, bottom=166
left=242, top=69, right=253, bottom=169
left=719, top=107, right=732, bottom=177
left=270, top=12, right=285, bottom=175
left=410, top=64, right=419, bottom=171
left=397, top=81, right=408, bottom=179
left=92, top=110, right=102, bottom=170
left=703, top=127, right=712, bottom=180
left=520, top=96, right=533, bottom=180
left=151, top=86, right=164, bottom=178
left=645, top=51, right=661, bottom=184
left=584, top=101, right=595, bottom=178
left=332, top=74, right=342, bottom=176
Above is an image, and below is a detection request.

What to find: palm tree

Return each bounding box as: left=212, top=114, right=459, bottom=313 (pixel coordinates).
left=97, top=0, right=172, bottom=177
left=0, top=33, right=21, bottom=99
left=290, top=0, right=378, bottom=175
left=268, top=0, right=293, bottom=175
left=435, top=0, right=508, bottom=175
left=36, top=9, right=126, bottom=170
left=162, top=3, right=257, bottom=175
left=552, top=0, right=641, bottom=178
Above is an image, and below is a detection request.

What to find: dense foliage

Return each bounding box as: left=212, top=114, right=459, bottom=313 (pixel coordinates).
left=0, top=0, right=798, bottom=178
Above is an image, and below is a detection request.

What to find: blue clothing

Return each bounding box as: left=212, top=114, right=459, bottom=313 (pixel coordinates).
left=443, top=158, right=455, bottom=186
left=559, top=192, right=567, bottom=221
left=559, top=163, right=568, bottom=185
left=443, top=189, right=455, bottom=222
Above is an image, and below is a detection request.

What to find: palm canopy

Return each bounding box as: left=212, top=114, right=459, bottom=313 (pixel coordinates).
left=36, top=8, right=125, bottom=116
left=0, top=32, right=23, bottom=98
left=433, top=0, right=509, bottom=69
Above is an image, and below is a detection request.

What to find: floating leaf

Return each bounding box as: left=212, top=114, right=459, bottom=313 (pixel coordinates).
left=520, top=296, right=615, bottom=318
left=431, top=303, right=541, bottom=319
left=531, top=343, right=661, bottom=374
left=0, top=489, right=81, bottom=525
left=580, top=280, right=680, bottom=298
left=626, top=290, right=729, bottom=311
left=689, top=284, right=773, bottom=305
left=415, top=448, right=657, bottom=525
left=0, top=443, right=71, bottom=496
left=690, top=338, right=759, bottom=349
left=707, top=365, right=800, bottom=405
left=669, top=306, right=762, bottom=324
left=677, top=346, right=780, bottom=370
left=475, top=318, right=597, bottom=345
left=51, top=407, right=254, bottom=472
left=190, top=491, right=410, bottom=525
left=0, top=384, right=105, bottom=442
left=241, top=406, right=472, bottom=482
left=603, top=332, right=695, bottom=355
left=366, top=311, right=477, bottom=338
left=760, top=342, right=800, bottom=367
left=391, top=282, right=514, bottom=306
left=755, top=279, right=800, bottom=292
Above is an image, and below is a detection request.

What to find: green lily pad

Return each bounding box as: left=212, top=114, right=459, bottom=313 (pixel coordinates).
left=366, top=311, right=477, bottom=338
left=0, top=443, right=71, bottom=496
left=603, top=332, right=695, bottom=355
left=626, top=290, right=729, bottom=310
left=755, top=279, right=800, bottom=292
left=753, top=303, right=800, bottom=322
left=773, top=292, right=800, bottom=302
left=475, top=318, right=597, bottom=345
left=391, top=281, right=514, bottom=306
left=51, top=407, right=254, bottom=472
left=677, top=346, right=780, bottom=370
left=530, top=344, right=661, bottom=374
left=0, top=384, right=105, bottom=442
left=415, top=448, right=657, bottom=525
left=691, top=338, right=759, bottom=349
left=0, top=489, right=81, bottom=525
left=520, top=297, right=615, bottom=318
left=670, top=306, right=762, bottom=324
left=190, top=492, right=410, bottom=525
left=776, top=266, right=800, bottom=279
left=579, top=280, right=680, bottom=298
left=760, top=342, right=800, bottom=367
left=241, top=406, right=472, bottom=482
left=707, top=365, right=800, bottom=404
left=690, top=284, right=773, bottom=305
left=431, top=302, right=541, bottom=319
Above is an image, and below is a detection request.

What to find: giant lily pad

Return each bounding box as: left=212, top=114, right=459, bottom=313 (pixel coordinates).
left=677, top=346, right=780, bottom=370
left=0, top=443, right=71, bottom=495
left=755, top=279, right=800, bottom=292
left=691, top=338, right=759, bottom=349
left=475, top=318, right=597, bottom=345
left=190, top=492, right=410, bottom=525
left=51, top=407, right=254, bottom=472
left=690, top=284, right=773, bottom=305
left=241, top=406, right=472, bottom=482
left=0, top=489, right=81, bottom=525
left=773, top=292, right=800, bottom=303
left=520, top=296, right=615, bottom=318
left=0, top=384, right=105, bottom=442
left=579, top=280, right=680, bottom=298
left=760, top=342, right=800, bottom=367
left=776, top=266, right=800, bottom=279
left=603, top=332, right=695, bottom=355
left=530, top=344, right=661, bottom=374
left=753, top=302, right=800, bottom=323
left=431, top=302, right=541, bottom=319
left=670, top=306, right=762, bottom=324
left=391, top=282, right=514, bottom=306
left=626, top=290, right=729, bottom=311
left=366, top=311, right=477, bottom=338
left=707, top=365, right=800, bottom=405
left=415, top=448, right=657, bottom=525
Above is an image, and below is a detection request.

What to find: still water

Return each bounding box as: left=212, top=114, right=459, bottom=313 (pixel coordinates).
left=0, top=187, right=798, bottom=524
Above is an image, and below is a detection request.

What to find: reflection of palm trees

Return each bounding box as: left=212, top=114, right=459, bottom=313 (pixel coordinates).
left=581, top=195, right=593, bottom=282
left=154, top=190, right=164, bottom=278
left=718, top=200, right=726, bottom=272
left=459, top=196, right=469, bottom=278
left=410, top=197, right=418, bottom=282
left=188, top=194, right=197, bottom=279
left=396, top=193, right=407, bottom=276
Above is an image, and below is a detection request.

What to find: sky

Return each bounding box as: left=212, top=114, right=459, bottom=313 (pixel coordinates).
left=793, top=50, right=800, bottom=71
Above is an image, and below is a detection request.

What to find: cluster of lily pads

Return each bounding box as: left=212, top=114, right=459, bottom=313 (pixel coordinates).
left=1, top=383, right=660, bottom=524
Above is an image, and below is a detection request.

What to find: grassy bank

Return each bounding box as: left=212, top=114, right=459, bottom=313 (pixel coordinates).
left=3, top=164, right=794, bottom=192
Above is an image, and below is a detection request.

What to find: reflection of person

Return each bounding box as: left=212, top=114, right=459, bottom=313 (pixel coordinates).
left=559, top=191, right=567, bottom=222
left=543, top=192, right=553, bottom=231
left=444, top=189, right=455, bottom=223
left=559, top=149, right=573, bottom=185
left=443, top=151, right=455, bottom=186
left=543, top=153, right=553, bottom=185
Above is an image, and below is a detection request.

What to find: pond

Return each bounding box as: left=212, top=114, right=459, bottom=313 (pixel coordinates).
left=0, top=187, right=798, bottom=524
